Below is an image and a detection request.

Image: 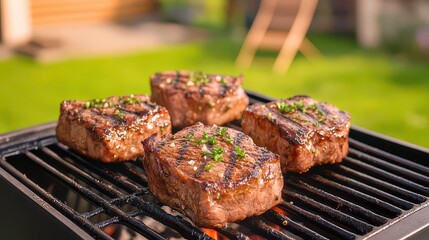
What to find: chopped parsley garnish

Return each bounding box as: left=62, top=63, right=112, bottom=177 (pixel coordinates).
left=276, top=100, right=324, bottom=116
left=84, top=102, right=91, bottom=109
left=204, top=164, right=214, bottom=171
left=84, top=95, right=142, bottom=110
left=186, top=134, right=195, bottom=142
left=215, top=127, right=233, bottom=145
left=294, top=100, right=305, bottom=112
left=207, top=132, right=217, bottom=144
left=212, top=146, right=224, bottom=162
left=84, top=98, right=109, bottom=109
left=192, top=128, right=233, bottom=169
left=235, top=146, right=245, bottom=159
left=208, top=102, right=216, bottom=109
left=318, top=117, right=328, bottom=123
left=276, top=101, right=295, bottom=114
left=224, top=134, right=233, bottom=144
left=117, top=112, right=124, bottom=119
left=197, top=131, right=217, bottom=146
left=202, top=150, right=211, bottom=157
left=190, top=71, right=210, bottom=85
left=122, top=95, right=141, bottom=105
left=215, top=127, right=227, bottom=136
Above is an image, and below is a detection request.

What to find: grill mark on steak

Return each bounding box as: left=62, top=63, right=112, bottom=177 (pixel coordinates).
left=218, top=79, right=228, bottom=97
left=175, top=128, right=197, bottom=167
left=241, top=95, right=351, bottom=173
left=194, top=148, right=213, bottom=178
left=138, top=101, right=158, bottom=111
left=266, top=107, right=309, bottom=145
left=118, top=108, right=150, bottom=118
left=99, top=113, right=123, bottom=126
left=141, top=123, right=283, bottom=227
left=219, top=85, right=227, bottom=97
left=268, top=107, right=304, bottom=129
left=56, top=94, right=172, bottom=162
left=247, top=147, right=276, bottom=179
left=222, top=132, right=245, bottom=182
left=172, top=71, right=181, bottom=89
left=316, top=103, right=329, bottom=116
left=198, top=85, right=206, bottom=97
left=84, top=109, right=124, bottom=127
left=150, top=70, right=249, bottom=128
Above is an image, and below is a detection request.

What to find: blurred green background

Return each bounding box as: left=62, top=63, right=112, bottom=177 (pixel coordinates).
left=0, top=1, right=428, bottom=148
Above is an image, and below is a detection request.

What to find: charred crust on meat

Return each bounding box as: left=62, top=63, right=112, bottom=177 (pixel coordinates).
left=56, top=94, right=172, bottom=162
left=150, top=70, right=249, bottom=128
left=242, top=95, right=351, bottom=173
left=141, top=123, right=283, bottom=227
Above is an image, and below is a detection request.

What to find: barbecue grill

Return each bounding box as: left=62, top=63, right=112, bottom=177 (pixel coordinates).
left=1, top=91, right=429, bottom=240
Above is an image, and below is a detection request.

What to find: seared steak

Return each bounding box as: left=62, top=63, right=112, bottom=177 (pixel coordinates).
left=142, top=123, right=283, bottom=228
left=56, top=94, right=171, bottom=162
left=150, top=70, right=249, bottom=128
left=242, top=95, right=350, bottom=173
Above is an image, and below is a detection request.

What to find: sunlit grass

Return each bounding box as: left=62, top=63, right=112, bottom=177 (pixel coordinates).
left=0, top=33, right=428, bottom=148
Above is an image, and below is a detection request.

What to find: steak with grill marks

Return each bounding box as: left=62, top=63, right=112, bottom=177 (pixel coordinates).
left=150, top=70, right=249, bottom=128
left=242, top=95, right=351, bottom=173
left=142, top=123, right=283, bottom=228
left=56, top=94, right=171, bottom=162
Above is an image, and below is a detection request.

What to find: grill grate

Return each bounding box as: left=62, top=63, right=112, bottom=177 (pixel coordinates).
left=1, top=91, right=429, bottom=240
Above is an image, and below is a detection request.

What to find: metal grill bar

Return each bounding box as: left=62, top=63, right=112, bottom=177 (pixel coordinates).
left=42, top=145, right=213, bottom=240
left=24, top=151, right=168, bottom=240
left=127, top=197, right=212, bottom=240
left=216, top=226, right=251, bottom=240
left=322, top=170, right=414, bottom=210
left=283, top=190, right=373, bottom=234
left=349, top=138, right=429, bottom=176
left=0, top=158, right=113, bottom=240
left=41, top=147, right=125, bottom=198
left=278, top=201, right=357, bottom=240
left=265, top=209, right=329, bottom=240
left=53, top=144, right=143, bottom=193
left=242, top=218, right=293, bottom=240
left=307, top=174, right=403, bottom=217
left=348, top=148, right=429, bottom=187
left=285, top=177, right=388, bottom=226
left=344, top=157, right=429, bottom=196
left=332, top=164, right=426, bottom=204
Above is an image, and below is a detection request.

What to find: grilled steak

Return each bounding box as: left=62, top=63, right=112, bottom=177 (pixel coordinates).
left=242, top=95, right=350, bottom=173
left=56, top=94, right=171, bottom=162
left=142, top=123, right=283, bottom=228
left=150, top=70, right=249, bottom=128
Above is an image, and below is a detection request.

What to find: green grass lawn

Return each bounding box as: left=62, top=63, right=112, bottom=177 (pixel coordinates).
left=0, top=33, right=428, bottom=148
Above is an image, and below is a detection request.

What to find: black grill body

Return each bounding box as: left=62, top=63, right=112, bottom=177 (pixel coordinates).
left=1, top=91, right=429, bottom=240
